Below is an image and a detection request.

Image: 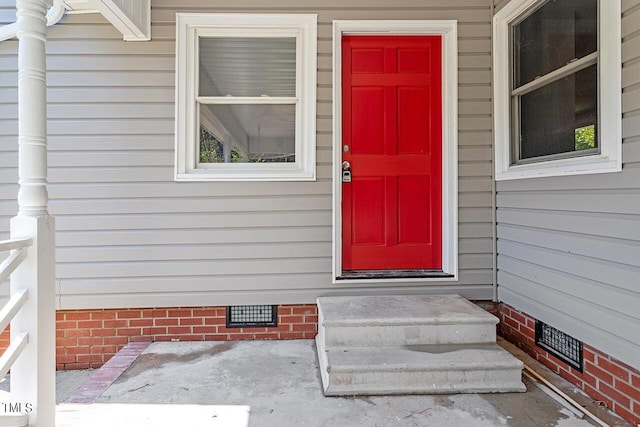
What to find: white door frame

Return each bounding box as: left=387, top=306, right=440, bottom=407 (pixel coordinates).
left=332, top=20, right=459, bottom=284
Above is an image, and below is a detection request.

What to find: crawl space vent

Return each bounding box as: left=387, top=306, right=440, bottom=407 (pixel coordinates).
left=535, top=320, right=583, bottom=372
left=226, top=305, right=278, bottom=328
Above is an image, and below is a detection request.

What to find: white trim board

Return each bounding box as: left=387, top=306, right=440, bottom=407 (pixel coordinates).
left=331, top=20, right=459, bottom=284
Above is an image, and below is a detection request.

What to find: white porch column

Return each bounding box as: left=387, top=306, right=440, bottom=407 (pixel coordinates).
left=10, top=0, right=56, bottom=426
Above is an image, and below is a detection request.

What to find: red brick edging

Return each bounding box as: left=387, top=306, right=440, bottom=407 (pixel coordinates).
left=65, top=341, right=150, bottom=403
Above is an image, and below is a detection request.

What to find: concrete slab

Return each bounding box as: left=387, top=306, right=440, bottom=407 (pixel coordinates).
left=56, top=403, right=250, bottom=427
left=91, top=339, right=630, bottom=427
left=0, top=369, right=92, bottom=404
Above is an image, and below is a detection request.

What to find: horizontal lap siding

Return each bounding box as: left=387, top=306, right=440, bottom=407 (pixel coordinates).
left=495, top=0, right=640, bottom=371
left=0, top=0, right=496, bottom=308
left=493, top=0, right=508, bottom=13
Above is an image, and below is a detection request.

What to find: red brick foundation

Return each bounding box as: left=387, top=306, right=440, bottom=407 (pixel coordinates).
left=53, top=304, right=318, bottom=370
left=40, top=304, right=317, bottom=370
left=499, top=303, right=640, bottom=426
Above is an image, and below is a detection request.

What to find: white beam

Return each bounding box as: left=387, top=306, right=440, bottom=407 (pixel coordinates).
left=89, top=0, right=151, bottom=41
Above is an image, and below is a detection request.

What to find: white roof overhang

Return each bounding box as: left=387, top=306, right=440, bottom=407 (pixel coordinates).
left=61, top=0, right=151, bottom=41
left=0, top=0, right=151, bottom=42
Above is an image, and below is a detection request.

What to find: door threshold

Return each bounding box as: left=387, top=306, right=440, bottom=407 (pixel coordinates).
left=337, top=270, right=454, bottom=280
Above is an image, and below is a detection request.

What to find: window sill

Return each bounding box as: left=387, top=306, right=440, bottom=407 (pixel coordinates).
left=175, top=170, right=316, bottom=182
left=495, top=154, right=622, bottom=181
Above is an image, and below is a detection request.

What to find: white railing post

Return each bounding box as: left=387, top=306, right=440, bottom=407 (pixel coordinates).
left=9, top=0, right=56, bottom=426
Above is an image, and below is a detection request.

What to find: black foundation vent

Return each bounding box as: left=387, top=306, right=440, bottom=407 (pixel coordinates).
left=226, top=305, right=278, bottom=328
left=535, top=320, right=583, bottom=372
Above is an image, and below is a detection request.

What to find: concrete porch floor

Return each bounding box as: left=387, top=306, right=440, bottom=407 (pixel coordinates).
left=2, top=338, right=632, bottom=426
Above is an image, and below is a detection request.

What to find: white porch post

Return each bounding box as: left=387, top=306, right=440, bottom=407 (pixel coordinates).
left=10, top=0, right=56, bottom=425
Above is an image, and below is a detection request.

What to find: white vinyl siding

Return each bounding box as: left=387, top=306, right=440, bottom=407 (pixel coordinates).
left=495, top=0, right=640, bottom=371
left=0, top=0, right=496, bottom=308
left=493, top=0, right=509, bottom=13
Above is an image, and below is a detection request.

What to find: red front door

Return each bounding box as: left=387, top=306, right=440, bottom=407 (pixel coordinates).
left=341, top=35, right=442, bottom=272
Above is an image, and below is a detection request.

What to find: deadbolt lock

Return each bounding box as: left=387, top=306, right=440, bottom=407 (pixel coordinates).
left=342, top=161, right=352, bottom=183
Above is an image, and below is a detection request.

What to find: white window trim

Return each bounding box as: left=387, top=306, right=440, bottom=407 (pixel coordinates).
left=493, top=0, right=622, bottom=181
left=331, top=20, right=459, bottom=284
left=175, top=13, right=317, bottom=181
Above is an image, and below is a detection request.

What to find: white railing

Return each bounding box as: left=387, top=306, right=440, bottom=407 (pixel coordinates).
left=0, top=216, right=56, bottom=427
left=0, top=238, right=33, bottom=378
left=0, top=238, right=33, bottom=427
left=0, top=239, right=32, bottom=286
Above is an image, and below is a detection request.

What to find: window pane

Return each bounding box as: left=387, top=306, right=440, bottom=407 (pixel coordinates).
left=199, top=127, right=244, bottom=163
left=200, top=104, right=296, bottom=163
left=518, top=64, right=597, bottom=160
left=513, top=0, right=597, bottom=88
left=199, top=37, right=296, bottom=97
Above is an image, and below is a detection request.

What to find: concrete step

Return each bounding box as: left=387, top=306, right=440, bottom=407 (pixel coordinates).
left=316, top=342, right=526, bottom=396
left=317, top=295, right=498, bottom=347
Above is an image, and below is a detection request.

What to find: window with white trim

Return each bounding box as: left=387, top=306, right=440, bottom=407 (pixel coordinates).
left=493, top=0, right=621, bottom=180
left=175, top=14, right=317, bottom=181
